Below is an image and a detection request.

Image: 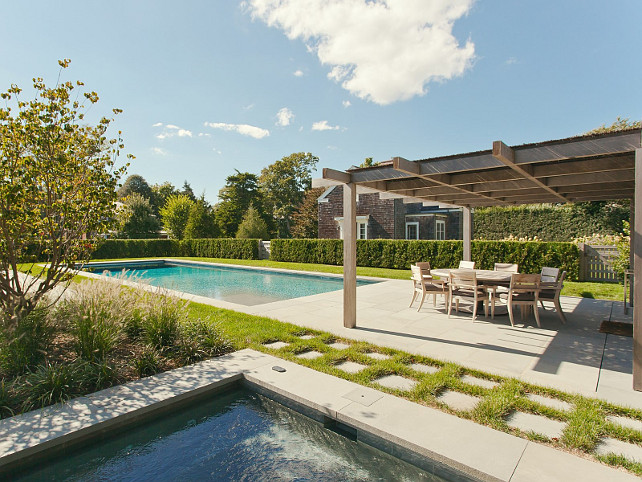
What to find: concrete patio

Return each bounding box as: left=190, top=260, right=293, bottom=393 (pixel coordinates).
left=214, top=278, right=642, bottom=410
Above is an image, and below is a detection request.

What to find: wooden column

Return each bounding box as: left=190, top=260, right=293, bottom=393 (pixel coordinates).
left=343, top=182, right=357, bottom=328
left=634, top=148, right=642, bottom=390
left=631, top=199, right=635, bottom=307
left=462, top=206, right=472, bottom=261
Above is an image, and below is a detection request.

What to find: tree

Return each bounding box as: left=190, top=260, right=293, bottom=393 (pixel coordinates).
left=259, top=152, right=318, bottom=237
left=0, top=60, right=129, bottom=328
left=150, top=181, right=178, bottom=215
left=184, top=197, right=220, bottom=239
left=180, top=181, right=197, bottom=201
left=585, top=116, right=641, bottom=135
left=291, top=187, right=325, bottom=238
left=160, top=194, right=194, bottom=239
left=117, top=174, right=153, bottom=201
left=236, top=204, right=269, bottom=239
left=117, top=193, right=160, bottom=239
left=216, top=170, right=271, bottom=237
left=358, top=157, right=379, bottom=168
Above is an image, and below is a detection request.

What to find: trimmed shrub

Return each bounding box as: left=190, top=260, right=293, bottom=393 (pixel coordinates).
left=270, top=239, right=580, bottom=280
left=91, top=238, right=259, bottom=260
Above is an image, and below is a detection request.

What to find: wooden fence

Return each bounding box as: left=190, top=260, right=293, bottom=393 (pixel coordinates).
left=578, top=243, right=620, bottom=282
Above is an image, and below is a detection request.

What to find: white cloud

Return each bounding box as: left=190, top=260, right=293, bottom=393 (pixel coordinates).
left=312, top=120, right=340, bottom=131
left=293, top=69, right=304, bottom=77
left=243, top=103, right=255, bottom=111
left=204, top=122, right=270, bottom=139
left=342, top=100, right=351, bottom=108
left=505, top=57, right=517, bottom=65
left=246, top=0, right=475, bottom=105
left=151, top=147, right=167, bottom=156
left=153, top=123, right=193, bottom=139
left=198, top=132, right=211, bottom=137
left=276, top=107, right=294, bottom=126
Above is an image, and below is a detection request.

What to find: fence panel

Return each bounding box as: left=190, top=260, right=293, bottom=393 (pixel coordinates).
left=579, top=243, right=619, bottom=282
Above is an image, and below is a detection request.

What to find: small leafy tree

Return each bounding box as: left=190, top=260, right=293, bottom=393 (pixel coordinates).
left=236, top=204, right=269, bottom=239
left=259, top=152, right=318, bottom=237
left=291, top=187, right=325, bottom=238
left=160, top=194, right=194, bottom=239
left=117, top=174, right=153, bottom=201
left=184, top=197, right=220, bottom=239
left=0, top=60, right=129, bottom=329
left=150, top=181, right=178, bottom=215
left=117, top=193, right=160, bottom=239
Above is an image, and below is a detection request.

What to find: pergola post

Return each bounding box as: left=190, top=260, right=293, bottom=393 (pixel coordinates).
left=631, top=199, right=635, bottom=308
left=462, top=206, right=472, bottom=261
left=634, top=148, right=642, bottom=390
left=343, top=182, right=357, bottom=328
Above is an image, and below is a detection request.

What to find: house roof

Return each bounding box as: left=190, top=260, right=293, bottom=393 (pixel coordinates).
left=320, top=128, right=641, bottom=208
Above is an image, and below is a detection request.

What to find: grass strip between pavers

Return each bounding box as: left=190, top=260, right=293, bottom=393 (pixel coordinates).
left=186, top=300, right=642, bottom=476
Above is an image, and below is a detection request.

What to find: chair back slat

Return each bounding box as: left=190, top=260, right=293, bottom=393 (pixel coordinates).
left=458, top=260, right=475, bottom=269
left=509, top=273, right=540, bottom=292
left=450, top=270, right=478, bottom=290
left=494, top=263, right=518, bottom=273
left=541, top=267, right=560, bottom=283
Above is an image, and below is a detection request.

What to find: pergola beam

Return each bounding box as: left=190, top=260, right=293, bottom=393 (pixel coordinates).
left=493, top=141, right=569, bottom=203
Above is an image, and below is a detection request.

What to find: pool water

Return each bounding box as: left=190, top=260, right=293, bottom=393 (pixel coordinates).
left=87, top=262, right=376, bottom=306
left=15, top=388, right=443, bottom=481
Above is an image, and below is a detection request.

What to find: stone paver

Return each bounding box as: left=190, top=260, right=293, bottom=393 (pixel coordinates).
left=460, top=375, right=499, bottom=390
left=373, top=374, right=418, bottom=391
left=505, top=411, right=566, bottom=439
left=438, top=390, right=481, bottom=411
left=365, top=352, right=391, bottom=361
left=296, top=350, right=323, bottom=360
left=334, top=361, right=367, bottom=374
left=607, top=415, right=642, bottom=432
left=595, top=437, right=642, bottom=464
left=410, top=363, right=439, bottom=374
left=327, top=342, right=350, bottom=350
left=263, top=341, right=289, bottom=350
left=298, top=334, right=315, bottom=340
left=526, top=393, right=573, bottom=412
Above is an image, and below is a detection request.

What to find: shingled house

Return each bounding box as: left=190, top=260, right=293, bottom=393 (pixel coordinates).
left=318, top=184, right=462, bottom=240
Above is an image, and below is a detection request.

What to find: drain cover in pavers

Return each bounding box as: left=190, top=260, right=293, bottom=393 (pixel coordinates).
left=327, top=342, right=350, bottom=350
left=607, top=415, right=642, bottom=432
left=374, top=375, right=418, bottom=391
left=437, top=390, right=481, bottom=411
left=263, top=341, right=289, bottom=349
left=365, top=352, right=391, bottom=361
left=296, top=351, right=323, bottom=360
left=526, top=393, right=572, bottom=412
left=410, top=363, right=439, bottom=374
left=505, top=411, right=566, bottom=440
left=460, top=375, right=499, bottom=390
left=595, top=437, right=642, bottom=464
left=298, top=334, right=315, bottom=340
left=335, top=361, right=367, bottom=374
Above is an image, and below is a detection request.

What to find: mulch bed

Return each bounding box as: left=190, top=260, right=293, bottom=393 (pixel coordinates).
left=599, top=320, right=633, bottom=337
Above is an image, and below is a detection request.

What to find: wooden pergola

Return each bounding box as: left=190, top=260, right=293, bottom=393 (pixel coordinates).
left=316, top=128, right=642, bottom=389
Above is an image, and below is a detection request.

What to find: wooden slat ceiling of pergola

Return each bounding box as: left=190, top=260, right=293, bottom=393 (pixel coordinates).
left=322, top=128, right=642, bottom=207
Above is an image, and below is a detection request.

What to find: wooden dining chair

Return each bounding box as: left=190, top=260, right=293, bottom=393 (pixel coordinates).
left=448, top=270, right=487, bottom=320
left=502, top=273, right=541, bottom=327
left=539, top=270, right=567, bottom=323
left=415, top=262, right=433, bottom=280
left=410, top=265, right=447, bottom=311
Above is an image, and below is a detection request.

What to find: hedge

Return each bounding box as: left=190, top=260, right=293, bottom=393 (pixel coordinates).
left=270, top=239, right=580, bottom=280
left=90, top=238, right=260, bottom=260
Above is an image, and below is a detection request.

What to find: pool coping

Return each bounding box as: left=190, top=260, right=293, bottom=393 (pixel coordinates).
left=75, top=258, right=383, bottom=311
left=0, top=349, right=636, bottom=481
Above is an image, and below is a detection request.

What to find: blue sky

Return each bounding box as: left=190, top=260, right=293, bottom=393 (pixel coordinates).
left=1, top=1, right=640, bottom=205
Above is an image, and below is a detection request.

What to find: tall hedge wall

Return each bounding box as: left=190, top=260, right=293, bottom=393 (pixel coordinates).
left=91, top=238, right=260, bottom=260
left=474, top=204, right=628, bottom=241
left=270, top=239, right=579, bottom=280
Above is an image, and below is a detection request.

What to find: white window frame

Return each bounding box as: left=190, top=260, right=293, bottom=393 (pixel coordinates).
left=435, top=219, right=446, bottom=240
left=405, top=222, right=419, bottom=240
left=357, top=221, right=368, bottom=240
left=335, top=216, right=369, bottom=240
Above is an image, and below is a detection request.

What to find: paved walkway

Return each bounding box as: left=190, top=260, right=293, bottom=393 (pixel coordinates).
left=202, top=277, right=642, bottom=410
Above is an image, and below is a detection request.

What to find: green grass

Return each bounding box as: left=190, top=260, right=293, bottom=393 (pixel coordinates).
left=182, top=300, right=642, bottom=475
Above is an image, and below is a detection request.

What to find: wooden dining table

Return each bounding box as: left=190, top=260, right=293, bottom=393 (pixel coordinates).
left=430, top=268, right=513, bottom=315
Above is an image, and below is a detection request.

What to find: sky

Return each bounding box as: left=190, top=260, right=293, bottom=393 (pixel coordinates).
left=1, top=1, right=641, bottom=205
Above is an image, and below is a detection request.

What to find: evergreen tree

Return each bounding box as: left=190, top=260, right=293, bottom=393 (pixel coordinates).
left=117, top=193, right=160, bottom=239
left=216, top=170, right=272, bottom=237
left=236, top=204, right=269, bottom=239
left=291, top=187, right=325, bottom=238
left=184, top=198, right=220, bottom=239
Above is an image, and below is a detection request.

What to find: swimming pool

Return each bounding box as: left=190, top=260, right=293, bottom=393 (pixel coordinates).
left=84, top=260, right=378, bottom=306
left=14, top=387, right=440, bottom=481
